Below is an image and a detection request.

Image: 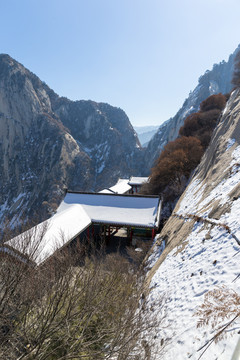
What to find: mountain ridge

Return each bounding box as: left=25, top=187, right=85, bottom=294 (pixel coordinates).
left=143, top=45, right=240, bottom=173
left=0, top=54, right=143, bottom=228
left=1, top=45, right=239, bottom=228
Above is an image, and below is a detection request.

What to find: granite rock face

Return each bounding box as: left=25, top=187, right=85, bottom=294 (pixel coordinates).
left=0, top=55, right=142, bottom=227
left=143, top=46, right=239, bottom=173
left=145, top=86, right=240, bottom=360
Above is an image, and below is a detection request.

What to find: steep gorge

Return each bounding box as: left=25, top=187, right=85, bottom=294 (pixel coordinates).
left=1, top=45, right=239, bottom=229
left=0, top=54, right=143, bottom=227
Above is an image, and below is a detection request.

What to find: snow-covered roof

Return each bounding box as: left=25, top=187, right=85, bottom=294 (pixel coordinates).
left=58, top=192, right=161, bottom=228
left=98, top=189, right=115, bottom=194
left=99, top=179, right=132, bottom=194
left=109, top=179, right=132, bottom=194
left=128, top=176, right=148, bottom=186
left=2, top=204, right=91, bottom=266
left=3, top=191, right=161, bottom=266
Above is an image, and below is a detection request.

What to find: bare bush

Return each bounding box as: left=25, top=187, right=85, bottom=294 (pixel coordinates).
left=126, top=239, right=152, bottom=269
left=0, top=228, right=162, bottom=359
left=148, top=136, right=203, bottom=196
left=195, top=285, right=240, bottom=359
left=199, top=94, right=226, bottom=112
left=143, top=93, right=227, bottom=222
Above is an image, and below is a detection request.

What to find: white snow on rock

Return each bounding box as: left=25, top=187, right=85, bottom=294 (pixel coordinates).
left=145, top=126, right=240, bottom=358
left=226, top=138, right=236, bottom=150
left=147, top=222, right=239, bottom=359
left=146, top=234, right=166, bottom=269
left=176, top=178, right=206, bottom=215
left=177, top=144, right=240, bottom=217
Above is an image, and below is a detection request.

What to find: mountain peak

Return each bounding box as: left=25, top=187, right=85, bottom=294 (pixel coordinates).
left=144, top=45, right=237, bottom=173
left=0, top=55, right=143, bottom=227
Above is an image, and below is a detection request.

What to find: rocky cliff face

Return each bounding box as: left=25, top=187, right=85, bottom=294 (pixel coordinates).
left=0, top=55, right=142, bottom=228
left=50, top=97, right=142, bottom=190
left=143, top=46, right=239, bottom=173
left=144, top=88, right=240, bottom=359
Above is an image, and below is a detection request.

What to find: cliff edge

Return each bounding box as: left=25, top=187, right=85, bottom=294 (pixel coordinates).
left=145, top=88, right=240, bottom=359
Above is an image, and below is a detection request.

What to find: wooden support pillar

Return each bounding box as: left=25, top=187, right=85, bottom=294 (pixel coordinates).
left=127, top=227, right=132, bottom=246
left=87, top=226, right=90, bottom=243
left=103, top=225, right=106, bottom=244
left=152, top=228, right=156, bottom=241
left=92, top=225, right=95, bottom=240
left=107, top=226, right=111, bottom=246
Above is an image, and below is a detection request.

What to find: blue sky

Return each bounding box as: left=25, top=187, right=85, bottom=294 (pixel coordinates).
left=0, top=0, right=240, bottom=126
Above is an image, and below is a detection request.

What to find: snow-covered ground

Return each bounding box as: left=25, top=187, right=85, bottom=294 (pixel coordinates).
left=145, top=143, right=240, bottom=359
left=147, top=223, right=239, bottom=359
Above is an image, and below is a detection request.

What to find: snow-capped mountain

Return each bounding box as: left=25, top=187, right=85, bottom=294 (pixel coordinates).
left=143, top=46, right=239, bottom=173
left=144, top=88, right=240, bottom=359
left=0, top=54, right=143, bottom=227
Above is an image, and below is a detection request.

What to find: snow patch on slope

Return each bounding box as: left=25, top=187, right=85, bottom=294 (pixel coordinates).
left=146, top=137, right=240, bottom=358
left=147, top=222, right=239, bottom=359
left=177, top=179, right=206, bottom=215
left=226, top=138, right=236, bottom=150
left=177, top=144, right=240, bottom=216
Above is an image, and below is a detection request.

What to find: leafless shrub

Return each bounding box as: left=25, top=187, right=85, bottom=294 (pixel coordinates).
left=126, top=240, right=152, bottom=269
left=0, top=227, right=162, bottom=359
left=195, top=285, right=240, bottom=359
